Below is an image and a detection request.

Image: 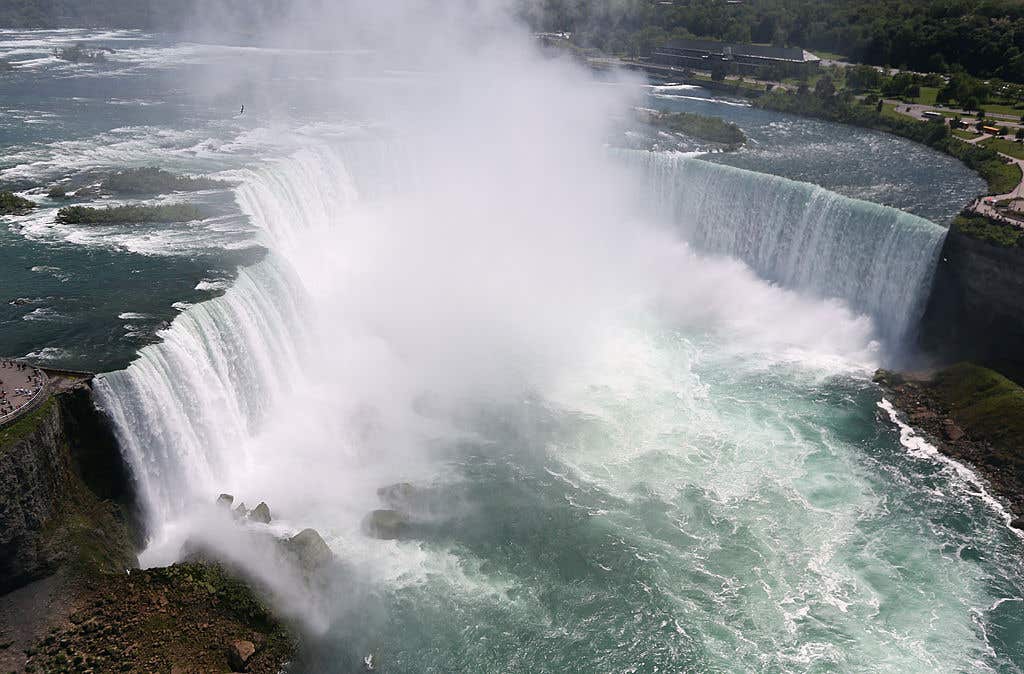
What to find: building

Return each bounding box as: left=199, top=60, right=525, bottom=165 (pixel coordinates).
left=653, top=39, right=820, bottom=78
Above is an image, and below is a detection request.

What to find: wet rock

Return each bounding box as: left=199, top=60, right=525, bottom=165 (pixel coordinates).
left=1011, top=518, right=1024, bottom=531
left=250, top=502, right=271, bottom=524
left=227, top=639, right=255, bottom=671
left=232, top=502, right=249, bottom=520
left=363, top=509, right=407, bottom=540
left=216, top=494, right=234, bottom=509
left=283, top=529, right=333, bottom=575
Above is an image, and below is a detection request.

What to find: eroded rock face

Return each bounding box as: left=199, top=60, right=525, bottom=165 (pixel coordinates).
left=0, top=385, right=139, bottom=594
left=363, top=509, right=407, bottom=540
left=217, top=494, right=234, bottom=509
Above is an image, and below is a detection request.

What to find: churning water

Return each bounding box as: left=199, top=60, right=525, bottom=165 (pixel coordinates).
left=2, top=27, right=1022, bottom=673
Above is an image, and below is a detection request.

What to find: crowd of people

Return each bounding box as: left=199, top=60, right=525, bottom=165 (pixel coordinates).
left=0, top=360, right=46, bottom=421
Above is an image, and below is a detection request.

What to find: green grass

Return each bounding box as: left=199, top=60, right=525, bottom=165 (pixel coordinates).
left=952, top=213, right=1024, bottom=247
left=953, top=129, right=981, bottom=140
left=879, top=102, right=904, bottom=121
left=908, top=86, right=939, bottom=106
left=981, top=136, right=1024, bottom=160
left=0, top=397, right=54, bottom=454
left=933, top=363, right=1024, bottom=449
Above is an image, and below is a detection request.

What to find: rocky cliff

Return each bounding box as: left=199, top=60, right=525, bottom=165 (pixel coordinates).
left=0, top=380, right=140, bottom=594
left=920, top=230, right=1024, bottom=384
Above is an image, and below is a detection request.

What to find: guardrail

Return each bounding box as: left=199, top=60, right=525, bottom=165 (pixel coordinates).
left=0, top=369, right=50, bottom=428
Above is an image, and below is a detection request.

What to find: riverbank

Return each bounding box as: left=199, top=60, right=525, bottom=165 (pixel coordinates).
left=875, top=365, right=1024, bottom=528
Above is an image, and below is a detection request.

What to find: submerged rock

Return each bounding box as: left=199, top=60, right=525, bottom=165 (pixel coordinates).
left=227, top=639, right=256, bottom=671
left=250, top=502, right=272, bottom=524
left=377, top=482, right=416, bottom=508
left=283, top=529, right=333, bottom=575
left=364, top=509, right=407, bottom=540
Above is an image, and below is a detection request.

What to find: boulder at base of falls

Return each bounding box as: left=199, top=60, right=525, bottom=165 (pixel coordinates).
left=233, top=502, right=249, bottom=520
left=227, top=639, right=256, bottom=671
left=217, top=493, right=234, bottom=509
left=363, top=509, right=408, bottom=540
left=283, top=529, right=333, bottom=575
left=250, top=502, right=272, bottom=524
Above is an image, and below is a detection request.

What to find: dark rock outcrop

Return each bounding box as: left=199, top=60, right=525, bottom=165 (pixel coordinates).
left=920, top=230, right=1024, bottom=385
left=0, top=381, right=140, bottom=594
left=363, top=509, right=408, bottom=540
left=283, top=528, right=333, bottom=575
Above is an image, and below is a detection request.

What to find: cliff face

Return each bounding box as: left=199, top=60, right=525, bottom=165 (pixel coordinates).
left=0, top=381, right=140, bottom=594
left=920, top=231, right=1024, bottom=384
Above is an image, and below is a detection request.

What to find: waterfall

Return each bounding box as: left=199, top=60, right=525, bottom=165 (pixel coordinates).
left=95, top=143, right=950, bottom=532
left=625, top=151, right=948, bottom=346
left=93, top=146, right=355, bottom=526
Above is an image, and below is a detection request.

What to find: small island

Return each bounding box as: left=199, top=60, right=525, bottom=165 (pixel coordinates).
left=643, top=110, right=746, bottom=149
left=56, top=203, right=202, bottom=225
left=100, top=167, right=226, bottom=196
left=0, top=191, right=37, bottom=215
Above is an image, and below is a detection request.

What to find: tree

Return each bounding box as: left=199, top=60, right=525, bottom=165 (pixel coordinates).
left=710, top=61, right=728, bottom=81
left=1016, top=128, right=1024, bottom=140
left=814, top=75, right=836, bottom=98
left=876, top=98, right=884, bottom=113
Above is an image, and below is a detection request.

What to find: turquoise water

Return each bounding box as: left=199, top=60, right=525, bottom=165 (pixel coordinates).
left=2, top=30, right=1022, bottom=674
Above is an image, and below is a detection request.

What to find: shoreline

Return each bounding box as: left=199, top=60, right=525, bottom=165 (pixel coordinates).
left=874, top=367, right=1024, bottom=529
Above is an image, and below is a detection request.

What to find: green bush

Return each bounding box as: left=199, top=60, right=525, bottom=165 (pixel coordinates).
left=653, top=111, right=746, bottom=147
left=952, top=213, right=1024, bottom=247
left=0, top=191, right=37, bottom=215
left=56, top=203, right=201, bottom=225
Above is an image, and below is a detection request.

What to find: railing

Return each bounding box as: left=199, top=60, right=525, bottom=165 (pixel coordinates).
left=0, top=369, right=50, bottom=428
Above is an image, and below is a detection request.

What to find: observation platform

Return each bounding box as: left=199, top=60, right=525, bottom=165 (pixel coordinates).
left=0, top=360, right=49, bottom=428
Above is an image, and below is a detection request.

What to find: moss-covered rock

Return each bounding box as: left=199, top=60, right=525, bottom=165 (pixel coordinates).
left=56, top=203, right=201, bottom=225
left=0, top=190, right=36, bottom=215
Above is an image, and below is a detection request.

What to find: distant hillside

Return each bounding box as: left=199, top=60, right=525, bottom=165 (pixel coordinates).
left=522, top=0, right=1024, bottom=83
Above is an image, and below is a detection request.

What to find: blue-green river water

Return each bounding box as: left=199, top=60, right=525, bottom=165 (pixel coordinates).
left=1, top=29, right=1020, bottom=673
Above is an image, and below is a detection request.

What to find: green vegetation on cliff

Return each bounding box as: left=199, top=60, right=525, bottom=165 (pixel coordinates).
left=0, top=190, right=37, bottom=215
left=56, top=203, right=201, bottom=225
left=932, top=363, right=1024, bottom=450
left=0, top=397, right=54, bottom=454
left=952, top=214, right=1024, bottom=248
left=653, top=111, right=745, bottom=147
left=101, top=167, right=225, bottom=195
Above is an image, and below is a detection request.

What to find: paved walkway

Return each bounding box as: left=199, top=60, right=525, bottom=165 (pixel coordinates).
left=0, top=360, right=47, bottom=426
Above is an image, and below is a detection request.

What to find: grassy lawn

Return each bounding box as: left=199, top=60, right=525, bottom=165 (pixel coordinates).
left=909, top=86, right=939, bottom=105
left=982, top=136, right=1024, bottom=160
left=987, top=161, right=1023, bottom=194
left=953, top=128, right=981, bottom=140
left=971, top=100, right=1024, bottom=118
left=879, top=102, right=906, bottom=121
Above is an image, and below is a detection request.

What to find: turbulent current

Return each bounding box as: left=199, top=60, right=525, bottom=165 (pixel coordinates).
left=5, top=22, right=1019, bottom=674
left=94, top=144, right=1024, bottom=671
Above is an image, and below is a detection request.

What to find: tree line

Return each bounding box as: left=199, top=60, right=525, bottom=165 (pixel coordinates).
left=520, top=0, right=1024, bottom=83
